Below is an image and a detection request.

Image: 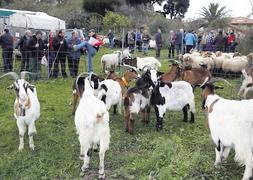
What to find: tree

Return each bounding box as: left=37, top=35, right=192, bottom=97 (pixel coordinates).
left=103, top=11, right=131, bottom=33
left=200, top=2, right=229, bottom=28
left=83, top=0, right=120, bottom=16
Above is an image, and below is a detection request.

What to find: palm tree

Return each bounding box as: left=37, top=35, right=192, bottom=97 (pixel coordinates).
left=199, top=3, right=229, bottom=28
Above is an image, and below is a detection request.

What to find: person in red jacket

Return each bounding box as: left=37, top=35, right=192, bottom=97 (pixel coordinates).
left=227, top=32, right=236, bottom=52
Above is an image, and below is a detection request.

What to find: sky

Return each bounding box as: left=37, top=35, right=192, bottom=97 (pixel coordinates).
left=154, top=0, right=253, bottom=20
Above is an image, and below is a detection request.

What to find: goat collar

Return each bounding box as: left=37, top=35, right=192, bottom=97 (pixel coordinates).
left=205, top=98, right=220, bottom=113
left=121, top=77, right=128, bottom=87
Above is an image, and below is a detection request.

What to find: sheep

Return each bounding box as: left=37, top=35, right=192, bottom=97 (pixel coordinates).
left=222, top=56, right=248, bottom=73
left=200, top=78, right=253, bottom=180
left=74, top=73, right=110, bottom=179
left=151, top=80, right=195, bottom=130
left=238, top=68, right=253, bottom=98
left=97, top=68, right=139, bottom=115
left=0, top=71, right=40, bottom=151
left=122, top=56, right=161, bottom=71
left=101, top=48, right=131, bottom=72
left=71, top=72, right=104, bottom=115
left=124, top=69, right=161, bottom=134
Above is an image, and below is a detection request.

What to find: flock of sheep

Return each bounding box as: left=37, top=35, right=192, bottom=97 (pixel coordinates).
left=2, top=48, right=253, bottom=179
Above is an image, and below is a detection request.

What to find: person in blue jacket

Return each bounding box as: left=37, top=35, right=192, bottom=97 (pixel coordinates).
left=184, top=30, right=197, bottom=53
left=67, top=30, right=81, bottom=78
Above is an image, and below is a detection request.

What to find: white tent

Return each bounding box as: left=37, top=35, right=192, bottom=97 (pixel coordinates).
left=0, top=8, right=65, bottom=32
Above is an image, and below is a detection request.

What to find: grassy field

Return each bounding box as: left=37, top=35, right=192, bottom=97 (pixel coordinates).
left=0, top=47, right=245, bottom=179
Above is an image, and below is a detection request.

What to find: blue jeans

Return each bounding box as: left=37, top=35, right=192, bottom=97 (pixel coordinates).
left=76, top=41, right=97, bottom=72
left=109, top=38, right=114, bottom=48
left=142, top=42, right=149, bottom=54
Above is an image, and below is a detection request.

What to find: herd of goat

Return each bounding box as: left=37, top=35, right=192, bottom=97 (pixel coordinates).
left=3, top=48, right=253, bottom=179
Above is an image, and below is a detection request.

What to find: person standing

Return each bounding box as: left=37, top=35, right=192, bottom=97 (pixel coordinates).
left=0, top=29, right=14, bottom=72
left=74, top=29, right=102, bottom=72
left=175, top=30, right=183, bottom=56
left=67, top=30, right=81, bottom=78
left=155, top=28, right=162, bottom=58
left=142, top=30, right=150, bottom=55
left=228, top=31, right=236, bottom=53
left=52, top=29, right=68, bottom=78
left=107, top=29, right=114, bottom=48
left=168, top=30, right=175, bottom=58
left=184, top=30, right=196, bottom=53
left=214, top=30, right=225, bottom=52
left=127, top=31, right=135, bottom=52
left=16, top=30, right=32, bottom=72
left=28, top=31, right=45, bottom=80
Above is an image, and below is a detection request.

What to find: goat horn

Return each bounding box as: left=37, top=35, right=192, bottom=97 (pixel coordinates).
left=20, top=71, right=36, bottom=79
left=200, top=77, right=210, bottom=88
left=0, top=72, right=19, bottom=80
left=88, top=72, right=95, bottom=89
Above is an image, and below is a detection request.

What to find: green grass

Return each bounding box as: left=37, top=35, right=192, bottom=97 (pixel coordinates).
left=0, top=47, right=245, bottom=179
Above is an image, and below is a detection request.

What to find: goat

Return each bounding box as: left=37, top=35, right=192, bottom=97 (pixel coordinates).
left=101, top=48, right=131, bottom=72
left=74, top=73, right=110, bottom=179
left=123, top=56, right=161, bottom=71
left=97, top=68, right=139, bottom=115
left=0, top=72, right=40, bottom=151
left=238, top=68, right=253, bottom=98
left=201, top=78, right=253, bottom=180
left=181, top=67, right=212, bottom=89
left=160, top=62, right=181, bottom=82
left=124, top=69, right=158, bottom=134
left=151, top=80, right=195, bottom=130
left=71, top=73, right=104, bottom=115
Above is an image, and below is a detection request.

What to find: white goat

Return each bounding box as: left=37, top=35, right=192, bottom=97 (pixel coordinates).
left=0, top=72, right=40, bottom=151
left=74, top=74, right=110, bottom=179
left=151, top=80, right=195, bottom=130
left=238, top=69, right=253, bottom=98
left=136, top=57, right=161, bottom=71
left=201, top=79, right=253, bottom=180
left=101, top=48, right=131, bottom=72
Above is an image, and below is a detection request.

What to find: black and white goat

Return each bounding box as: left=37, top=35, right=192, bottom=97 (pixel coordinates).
left=151, top=80, right=195, bottom=130
left=71, top=72, right=104, bottom=115
left=74, top=73, right=110, bottom=179
left=0, top=72, right=40, bottom=151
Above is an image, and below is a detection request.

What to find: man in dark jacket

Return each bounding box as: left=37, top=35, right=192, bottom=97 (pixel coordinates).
left=175, top=30, right=183, bottom=56
left=214, top=30, right=225, bottom=52
left=155, top=28, right=162, bottom=58
left=0, top=29, right=14, bottom=72
left=28, top=30, right=45, bottom=80
left=16, top=30, right=32, bottom=72
left=52, top=29, right=68, bottom=78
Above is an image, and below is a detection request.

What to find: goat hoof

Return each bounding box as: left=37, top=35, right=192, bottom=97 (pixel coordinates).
left=81, top=165, right=89, bottom=172
left=98, top=173, right=105, bottom=179
left=125, top=128, right=129, bottom=132
left=214, top=162, right=221, bottom=168
left=18, top=145, right=24, bottom=151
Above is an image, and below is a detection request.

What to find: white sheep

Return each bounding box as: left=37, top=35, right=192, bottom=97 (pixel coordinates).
left=151, top=80, right=195, bottom=130
left=222, top=56, right=248, bottom=73
left=0, top=72, right=40, bottom=151
left=201, top=79, right=253, bottom=180
left=75, top=74, right=110, bottom=179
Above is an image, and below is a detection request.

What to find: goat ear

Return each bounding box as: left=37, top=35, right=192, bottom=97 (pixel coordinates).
left=94, top=78, right=99, bottom=89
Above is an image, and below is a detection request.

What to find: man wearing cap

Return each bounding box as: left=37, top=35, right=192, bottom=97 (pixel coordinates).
left=28, top=30, right=45, bottom=80
left=73, top=29, right=102, bottom=72
left=0, top=29, right=14, bottom=72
